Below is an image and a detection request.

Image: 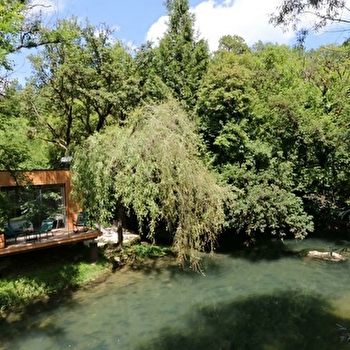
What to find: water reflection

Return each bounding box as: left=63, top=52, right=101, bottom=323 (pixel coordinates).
left=1, top=238, right=350, bottom=350
left=137, top=291, right=348, bottom=350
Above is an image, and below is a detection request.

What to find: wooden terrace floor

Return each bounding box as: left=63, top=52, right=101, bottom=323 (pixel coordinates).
left=0, top=229, right=102, bottom=257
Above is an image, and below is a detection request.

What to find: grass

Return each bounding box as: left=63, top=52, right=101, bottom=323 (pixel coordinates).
left=0, top=242, right=174, bottom=313
left=0, top=243, right=112, bottom=313
left=123, top=243, right=173, bottom=260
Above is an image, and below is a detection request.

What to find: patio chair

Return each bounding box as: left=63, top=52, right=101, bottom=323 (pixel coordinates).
left=27, top=219, right=54, bottom=242
left=73, top=212, right=88, bottom=233
left=37, top=219, right=55, bottom=240
left=4, top=224, right=23, bottom=243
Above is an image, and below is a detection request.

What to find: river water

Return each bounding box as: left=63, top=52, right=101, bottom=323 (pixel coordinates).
left=1, top=237, right=350, bottom=349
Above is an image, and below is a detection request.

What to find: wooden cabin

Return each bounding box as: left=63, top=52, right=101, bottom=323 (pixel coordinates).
left=0, top=170, right=76, bottom=231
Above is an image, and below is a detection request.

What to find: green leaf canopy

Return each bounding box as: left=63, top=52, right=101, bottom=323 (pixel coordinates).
left=71, top=101, right=232, bottom=269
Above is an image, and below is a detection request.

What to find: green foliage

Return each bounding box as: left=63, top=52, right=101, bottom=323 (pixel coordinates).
left=0, top=261, right=108, bottom=311
left=20, top=189, right=64, bottom=225
left=2, top=0, right=350, bottom=249
left=0, top=0, right=60, bottom=72
left=0, top=247, right=111, bottom=312
left=0, top=82, right=50, bottom=170
left=0, top=192, right=11, bottom=229
left=134, top=42, right=172, bottom=103
left=217, top=35, right=250, bottom=54
left=231, top=183, right=314, bottom=241
left=0, top=0, right=27, bottom=68
left=196, top=43, right=325, bottom=239
left=21, top=18, right=145, bottom=164
left=124, top=244, right=173, bottom=261
left=196, top=50, right=254, bottom=157
left=0, top=82, right=30, bottom=171
left=153, top=0, right=209, bottom=109
left=72, top=101, right=232, bottom=269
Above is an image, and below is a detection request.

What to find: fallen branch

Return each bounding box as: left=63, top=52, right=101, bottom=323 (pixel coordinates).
left=307, top=250, right=344, bottom=262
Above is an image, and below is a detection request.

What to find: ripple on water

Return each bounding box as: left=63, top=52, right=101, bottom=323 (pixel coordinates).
left=2, top=239, right=350, bottom=350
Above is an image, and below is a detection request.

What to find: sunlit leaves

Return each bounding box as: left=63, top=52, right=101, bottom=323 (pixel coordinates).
left=0, top=0, right=27, bottom=68
left=22, top=19, right=141, bottom=164
left=72, top=101, right=232, bottom=269
left=153, top=0, right=209, bottom=109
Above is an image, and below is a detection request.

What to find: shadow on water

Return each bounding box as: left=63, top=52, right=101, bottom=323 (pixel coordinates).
left=136, top=290, right=350, bottom=350
left=122, top=256, right=212, bottom=285
left=0, top=314, right=66, bottom=347
left=218, top=228, right=350, bottom=261
left=217, top=236, right=301, bottom=262
left=0, top=286, right=77, bottom=346
left=0, top=243, right=104, bottom=344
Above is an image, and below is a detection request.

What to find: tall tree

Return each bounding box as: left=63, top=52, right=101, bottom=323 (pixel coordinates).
left=0, top=82, right=28, bottom=172
left=21, top=19, right=141, bottom=166
left=0, top=0, right=28, bottom=70
left=0, top=0, right=63, bottom=77
left=198, top=39, right=350, bottom=236
left=134, top=42, right=172, bottom=104
left=196, top=42, right=315, bottom=241
left=298, top=45, right=350, bottom=224
left=71, top=101, right=232, bottom=271
left=0, top=1, right=72, bottom=171
left=217, top=35, right=250, bottom=55
left=0, top=81, right=50, bottom=172
left=153, top=0, right=209, bottom=109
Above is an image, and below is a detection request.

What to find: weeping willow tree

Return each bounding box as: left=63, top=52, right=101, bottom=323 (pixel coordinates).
left=71, top=101, right=232, bottom=270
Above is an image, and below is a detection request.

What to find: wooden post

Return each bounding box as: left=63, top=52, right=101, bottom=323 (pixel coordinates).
left=116, top=202, right=125, bottom=247
left=89, top=241, right=98, bottom=262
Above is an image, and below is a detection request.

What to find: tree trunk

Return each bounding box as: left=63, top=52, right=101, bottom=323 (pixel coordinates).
left=117, top=220, right=123, bottom=247
left=115, top=203, right=125, bottom=247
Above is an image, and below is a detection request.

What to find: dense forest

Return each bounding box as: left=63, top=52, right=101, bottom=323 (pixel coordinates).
left=1, top=0, right=350, bottom=267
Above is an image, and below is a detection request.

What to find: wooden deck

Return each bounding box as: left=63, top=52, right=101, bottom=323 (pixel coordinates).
left=0, top=229, right=102, bottom=257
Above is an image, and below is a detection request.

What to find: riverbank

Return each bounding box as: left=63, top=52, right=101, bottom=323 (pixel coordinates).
left=0, top=243, right=110, bottom=314
left=3, top=236, right=350, bottom=350
left=0, top=238, right=173, bottom=315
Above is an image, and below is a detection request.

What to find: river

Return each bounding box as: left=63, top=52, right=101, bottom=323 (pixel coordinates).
left=1, top=237, right=350, bottom=349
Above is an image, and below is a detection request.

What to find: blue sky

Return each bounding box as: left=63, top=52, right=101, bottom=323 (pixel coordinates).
left=9, top=0, right=350, bottom=83
left=31, top=0, right=350, bottom=49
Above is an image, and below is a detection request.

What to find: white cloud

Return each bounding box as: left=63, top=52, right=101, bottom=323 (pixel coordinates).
left=146, top=0, right=295, bottom=51
left=146, top=16, right=168, bottom=45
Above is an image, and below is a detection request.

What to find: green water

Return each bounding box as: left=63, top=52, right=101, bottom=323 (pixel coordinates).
left=1, top=238, right=350, bottom=349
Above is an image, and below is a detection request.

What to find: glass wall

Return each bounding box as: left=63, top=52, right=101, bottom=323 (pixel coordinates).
left=1, top=184, right=66, bottom=231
